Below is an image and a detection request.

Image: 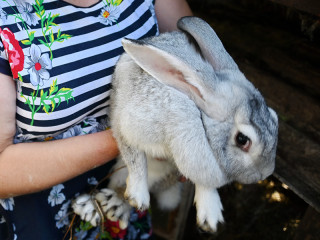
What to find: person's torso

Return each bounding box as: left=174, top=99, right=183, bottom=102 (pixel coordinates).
left=0, top=0, right=158, bottom=142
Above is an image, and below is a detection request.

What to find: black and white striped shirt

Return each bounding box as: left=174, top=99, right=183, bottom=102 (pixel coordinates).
left=0, top=0, right=158, bottom=140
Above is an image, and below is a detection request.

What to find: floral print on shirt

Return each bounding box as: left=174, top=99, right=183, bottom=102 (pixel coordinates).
left=0, top=198, right=14, bottom=211
left=55, top=200, right=71, bottom=229
left=48, top=184, right=66, bottom=207
left=24, top=43, right=52, bottom=86
left=98, top=0, right=122, bottom=26
left=0, top=0, right=74, bottom=126
left=0, top=27, right=24, bottom=79
left=0, top=0, right=125, bottom=126
left=3, top=115, right=152, bottom=240
left=0, top=1, right=153, bottom=239
left=71, top=208, right=152, bottom=240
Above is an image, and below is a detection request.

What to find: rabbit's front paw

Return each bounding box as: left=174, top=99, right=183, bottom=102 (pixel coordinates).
left=195, top=187, right=224, bottom=232
left=95, top=188, right=131, bottom=229
left=72, top=189, right=131, bottom=229
left=124, top=177, right=150, bottom=211
left=72, top=193, right=101, bottom=227
left=196, top=199, right=224, bottom=232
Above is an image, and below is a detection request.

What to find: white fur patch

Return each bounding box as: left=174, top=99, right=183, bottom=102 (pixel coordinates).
left=155, top=182, right=182, bottom=210
left=194, top=185, right=224, bottom=232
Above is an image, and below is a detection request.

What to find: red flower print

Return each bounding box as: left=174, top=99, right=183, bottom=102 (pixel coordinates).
left=137, top=210, right=147, bottom=219
left=0, top=27, right=24, bottom=79
left=105, top=219, right=127, bottom=239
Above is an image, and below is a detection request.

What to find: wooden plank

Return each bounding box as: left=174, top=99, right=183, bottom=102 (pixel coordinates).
left=293, top=206, right=320, bottom=240
left=269, top=0, right=320, bottom=15
left=237, top=62, right=320, bottom=143
left=206, top=11, right=320, bottom=100
left=196, top=7, right=320, bottom=142
left=238, top=62, right=320, bottom=212
left=152, top=2, right=320, bottom=238
left=273, top=122, right=320, bottom=212
left=234, top=41, right=320, bottom=214
left=191, top=1, right=320, bottom=211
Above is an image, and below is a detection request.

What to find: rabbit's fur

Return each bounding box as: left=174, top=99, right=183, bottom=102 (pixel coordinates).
left=98, top=16, right=278, bottom=232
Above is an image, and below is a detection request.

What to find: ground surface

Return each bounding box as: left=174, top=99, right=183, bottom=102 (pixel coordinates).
left=181, top=177, right=308, bottom=240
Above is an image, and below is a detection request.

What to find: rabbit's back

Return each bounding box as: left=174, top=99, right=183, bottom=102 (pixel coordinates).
left=110, top=52, right=204, bottom=158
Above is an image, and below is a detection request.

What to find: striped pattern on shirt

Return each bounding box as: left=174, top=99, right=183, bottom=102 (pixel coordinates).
left=0, top=0, right=158, bottom=140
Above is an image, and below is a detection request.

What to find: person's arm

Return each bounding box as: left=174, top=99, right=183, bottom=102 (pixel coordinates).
left=155, top=0, right=193, bottom=33
left=0, top=73, right=119, bottom=198
left=0, top=73, right=16, bottom=153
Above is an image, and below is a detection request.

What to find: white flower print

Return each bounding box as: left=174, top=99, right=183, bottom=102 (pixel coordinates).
left=87, top=177, right=98, bottom=185
left=83, top=117, right=99, bottom=128
left=54, top=125, right=83, bottom=140
left=129, top=209, right=139, bottom=222
left=48, top=184, right=66, bottom=207
left=98, top=4, right=121, bottom=26
left=0, top=216, right=5, bottom=224
left=87, top=227, right=100, bottom=240
left=55, top=200, right=71, bottom=229
left=15, top=0, right=38, bottom=26
left=13, top=127, right=33, bottom=144
left=13, top=224, right=18, bottom=240
left=126, top=225, right=139, bottom=240
left=97, top=118, right=109, bottom=132
left=25, top=44, right=52, bottom=86
left=140, top=233, right=151, bottom=240
left=0, top=198, right=14, bottom=211
left=74, top=229, right=88, bottom=240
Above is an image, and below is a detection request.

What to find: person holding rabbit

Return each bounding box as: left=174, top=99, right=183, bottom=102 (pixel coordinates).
left=0, top=0, right=192, bottom=239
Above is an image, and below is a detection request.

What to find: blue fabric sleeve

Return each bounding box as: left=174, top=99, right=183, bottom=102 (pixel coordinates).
left=0, top=57, right=12, bottom=77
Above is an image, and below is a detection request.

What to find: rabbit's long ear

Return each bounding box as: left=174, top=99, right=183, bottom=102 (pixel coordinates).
left=177, top=17, right=238, bottom=71
left=122, top=38, right=226, bottom=120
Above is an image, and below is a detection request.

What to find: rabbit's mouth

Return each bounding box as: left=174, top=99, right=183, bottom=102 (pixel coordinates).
left=237, top=172, right=264, bottom=184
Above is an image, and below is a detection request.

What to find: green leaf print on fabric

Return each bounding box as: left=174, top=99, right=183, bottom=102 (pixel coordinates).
left=2, top=0, right=39, bottom=44
left=1, top=0, right=75, bottom=126
left=20, top=78, right=74, bottom=126
left=33, top=0, right=72, bottom=60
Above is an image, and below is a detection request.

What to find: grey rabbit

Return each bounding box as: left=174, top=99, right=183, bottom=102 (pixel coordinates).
left=73, top=16, right=278, bottom=232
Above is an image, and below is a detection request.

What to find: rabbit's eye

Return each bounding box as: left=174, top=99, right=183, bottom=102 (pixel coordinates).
left=235, top=132, right=251, bottom=152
